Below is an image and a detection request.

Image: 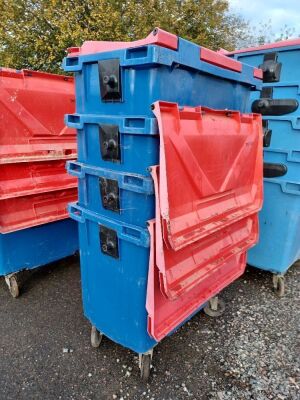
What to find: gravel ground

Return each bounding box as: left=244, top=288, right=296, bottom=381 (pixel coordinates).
left=0, top=257, right=299, bottom=400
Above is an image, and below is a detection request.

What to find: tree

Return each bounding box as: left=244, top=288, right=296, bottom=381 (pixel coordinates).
left=236, top=19, right=300, bottom=49
left=0, top=0, right=251, bottom=73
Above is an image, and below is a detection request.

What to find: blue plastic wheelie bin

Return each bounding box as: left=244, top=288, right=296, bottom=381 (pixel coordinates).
left=64, top=28, right=263, bottom=379
left=0, top=219, right=78, bottom=297
left=229, top=39, right=300, bottom=295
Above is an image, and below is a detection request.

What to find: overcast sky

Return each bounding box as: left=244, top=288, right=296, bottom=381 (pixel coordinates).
left=229, top=0, right=300, bottom=36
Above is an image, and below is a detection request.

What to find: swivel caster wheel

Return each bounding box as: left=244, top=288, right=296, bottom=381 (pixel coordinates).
left=5, top=274, right=20, bottom=298
left=91, top=325, right=103, bottom=348
left=272, top=274, right=285, bottom=297
left=203, top=296, right=226, bottom=317
left=139, top=350, right=153, bottom=382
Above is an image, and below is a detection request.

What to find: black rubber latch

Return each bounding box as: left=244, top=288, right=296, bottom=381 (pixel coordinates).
left=262, top=120, right=272, bottom=147
left=98, top=59, right=122, bottom=102
left=263, top=162, right=287, bottom=178
left=100, top=177, right=120, bottom=213
left=252, top=98, right=299, bottom=115
left=99, top=225, right=119, bottom=258
left=99, top=124, right=120, bottom=162
left=259, top=52, right=282, bottom=83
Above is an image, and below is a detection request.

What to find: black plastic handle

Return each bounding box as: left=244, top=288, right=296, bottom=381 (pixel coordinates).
left=263, top=162, right=287, bottom=178
left=252, top=99, right=298, bottom=116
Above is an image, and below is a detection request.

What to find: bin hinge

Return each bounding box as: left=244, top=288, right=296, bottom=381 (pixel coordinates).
left=262, top=120, right=272, bottom=147
left=99, top=225, right=119, bottom=258
left=263, top=162, right=287, bottom=178
left=100, top=177, right=120, bottom=213
left=99, top=124, right=121, bottom=162
left=98, top=59, right=122, bottom=102
left=258, top=52, right=282, bottom=83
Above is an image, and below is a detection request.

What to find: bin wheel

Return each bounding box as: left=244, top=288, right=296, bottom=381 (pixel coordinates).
left=273, top=274, right=285, bottom=297
left=5, top=275, right=20, bottom=298
left=91, top=326, right=103, bottom=348
left=139, top=354, right=152, bottom=382
left=203, top=296, right=225, bottom=317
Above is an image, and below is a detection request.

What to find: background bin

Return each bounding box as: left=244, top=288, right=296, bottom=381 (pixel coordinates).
left=0, top=68, right=78, bottom=297
left=227, top=38, right=300, bottom=295
left=0, top=68, right=76, bottom=164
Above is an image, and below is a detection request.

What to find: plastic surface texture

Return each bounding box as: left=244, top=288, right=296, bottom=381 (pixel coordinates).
left=229, top=42, right=300, bottom=84
left=248, top=180, right=300, bottom=273
left=229, top=40, right=300, bottom=273
left=150, top=166, right=257, bottom=303
left=67, top=161, right=154, bottom=227
left=146, top=220, right=246, bottom=341
left=63, top=30, right=261, bottom=117
left=65, top=114, right=158, bottom=175
left=0, top=68, right=76, bottom=163
left=0, top=219, right=78, bottom=276
left=67, top=28, right=178, bottom=56
left=0, top=187, right=77, bottom=233
left=0, top=160, right=77, bottom=199
left=69, top=204, right=156, bottom=354
left=261, top=117, right=300, bottom=150
left=145, top=167, right=254, bottom=340
left=153, top=101, right=263, bottom=251
left=227, top=38, right=300, bottom=55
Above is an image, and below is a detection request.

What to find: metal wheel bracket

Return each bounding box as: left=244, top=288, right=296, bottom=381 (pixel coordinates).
left=272, top=274, right=285, bottom=297
left=4, top=274, right=20, bottom=298
left=138, top=349, right=153, bottom=370
left=5, top=274, right=14, bottom=289
left=209, top=296, right=219, bottom=311
left=91, top=325, right=103, bottom=348
left=203, top=296, right=226, bottom=317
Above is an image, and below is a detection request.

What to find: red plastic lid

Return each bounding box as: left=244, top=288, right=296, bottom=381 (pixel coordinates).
left=226, top=38, right=300, bottom=55
left=147, top=219, right=248, bottom=341
left=146, top=168, right=252, bottom=341
left=67, top=28, right=178, bottom=57
left=0, top=188, right=77, bottom=233
left=153, top=101, right=263, bottom=253
left=0, top=67, right=75, bottom=163
left=0, top=67, right=73, bottom=81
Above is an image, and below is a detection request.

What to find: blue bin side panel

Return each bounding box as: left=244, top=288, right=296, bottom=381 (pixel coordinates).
left=248, top=181, right=300, bottom=274
left=264, top=117, right=300, bottom=151
left=79, top=125, right=159, bottom=175
left=230, top=44, right=300, bottom=273
left=76, top=64, right=253, bottom=116
left=63, top=40, right=261, bottom=117
left=67, top=162, right=155, bottom=227
left=65, top=115, right=159, bottom=175
left=263, top=148, right=300, bottom=183
left=0, top=219, right=78, bottom=276
left=71, top=206, right=156, bottom=353
left=232, top=45, right=300, bottom=84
